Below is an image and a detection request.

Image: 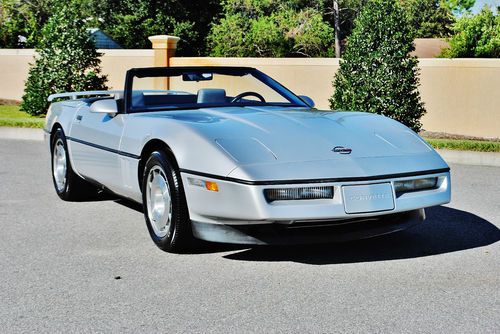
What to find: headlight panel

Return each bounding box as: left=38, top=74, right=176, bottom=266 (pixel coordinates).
left=393, top=177, right=438, bottom=195
left=264, top=186, right=334, bottom=202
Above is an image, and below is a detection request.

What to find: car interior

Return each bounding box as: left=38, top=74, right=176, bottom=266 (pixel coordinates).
left=130, top=88, right=267, bottom=110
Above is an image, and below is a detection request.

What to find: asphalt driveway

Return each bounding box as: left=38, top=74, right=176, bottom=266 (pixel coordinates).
left=0, top=139, right=498, bottom=333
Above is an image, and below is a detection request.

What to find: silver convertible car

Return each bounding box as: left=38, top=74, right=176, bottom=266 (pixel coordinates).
left=44, top=66, right=451, bottom=252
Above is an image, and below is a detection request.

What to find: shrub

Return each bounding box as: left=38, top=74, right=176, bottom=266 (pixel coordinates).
left=330, top=0, right=426, bottom=132
left=20, top=3, right=107, bottom=116
left=440, top=6, right=500, bottom=58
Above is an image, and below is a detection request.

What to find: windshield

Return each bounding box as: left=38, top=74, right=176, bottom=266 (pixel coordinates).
left=125, top=67, right=308, bottom=113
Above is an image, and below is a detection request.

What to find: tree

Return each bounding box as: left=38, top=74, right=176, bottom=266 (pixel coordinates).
left=323, top=0, right=455, bottom=54
left=332, top=0, right=341, bottom=57
left=1, top=0, right=21, bottom=47
left=401, top=0, right=455, bottom=38
left=1, top=0, right=76, bottom=48
left=85, top=0, right=221, bottom=55
left=0, top=0, right=41, bottom=47
left=440, top=6, right=500, bottom=58
left=442, top=0, right=476, bottom=15
left=4, top=0, right=221, bottom=52
left=332, top=0, right=365, bottom=52
left=21, top=2, right=107, bottom=116
left=207, top=0, right=334, bottom=57
left=330, top=0, right=426, bottom=132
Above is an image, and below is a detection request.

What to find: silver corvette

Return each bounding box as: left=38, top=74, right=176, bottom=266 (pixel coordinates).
left=44, top=66, right=451, bottom=252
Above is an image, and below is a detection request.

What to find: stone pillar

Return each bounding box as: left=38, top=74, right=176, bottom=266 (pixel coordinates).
left=148, top=35, right=180, bottom=90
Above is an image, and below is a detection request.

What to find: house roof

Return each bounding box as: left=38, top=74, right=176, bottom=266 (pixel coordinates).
left=87, top=28, right=122, bottom=49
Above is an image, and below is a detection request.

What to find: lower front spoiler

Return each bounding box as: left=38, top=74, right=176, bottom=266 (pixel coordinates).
left=191, top=209, right=425, bottom=245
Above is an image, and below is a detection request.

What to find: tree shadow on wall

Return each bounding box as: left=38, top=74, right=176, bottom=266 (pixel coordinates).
left=221, top=206, right=500, bottom=264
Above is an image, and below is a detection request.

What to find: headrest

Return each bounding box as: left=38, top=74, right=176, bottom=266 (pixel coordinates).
left=197, top=89, right=227, bottom=104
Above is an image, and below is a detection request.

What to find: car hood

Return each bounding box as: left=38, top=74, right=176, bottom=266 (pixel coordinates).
left=144, top=106, right=448, bottom=180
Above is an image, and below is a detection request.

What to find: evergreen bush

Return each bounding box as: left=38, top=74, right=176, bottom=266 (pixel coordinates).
left=330, top=0, right=426, bottom=132
left=21, top=3, right=107, bottom=116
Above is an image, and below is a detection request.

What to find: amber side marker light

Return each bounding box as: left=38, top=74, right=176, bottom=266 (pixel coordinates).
left=205, top=181, right=219, bottom=192
left=187, top=177, right=219, bottom=192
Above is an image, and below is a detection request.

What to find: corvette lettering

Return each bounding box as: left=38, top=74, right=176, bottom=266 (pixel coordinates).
left=333, top=146, right=352, bottom=154
left=349, top=193, right=392, bottom=201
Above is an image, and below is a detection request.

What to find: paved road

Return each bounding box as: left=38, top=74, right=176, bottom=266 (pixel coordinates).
left=0, top=139, right=498, bottom=333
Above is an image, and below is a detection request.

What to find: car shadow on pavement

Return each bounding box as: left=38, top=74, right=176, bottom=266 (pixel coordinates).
left=220, top=206, right=500, bottom=264
left=114, top=197, right=144, bottom=213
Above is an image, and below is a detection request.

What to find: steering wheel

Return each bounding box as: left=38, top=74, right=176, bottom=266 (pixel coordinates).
left=230, top=91, right=266, bottom=103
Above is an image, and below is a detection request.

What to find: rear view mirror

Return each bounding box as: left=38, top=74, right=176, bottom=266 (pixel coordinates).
left=298, top=95, right=315, bottom=108
left=182, top=72, right=213, bottom=82
left=90, top=99, right=118, bottom=116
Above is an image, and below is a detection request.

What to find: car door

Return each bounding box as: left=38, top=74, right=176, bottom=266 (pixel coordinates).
left=68, top=104, right=126, bottom=193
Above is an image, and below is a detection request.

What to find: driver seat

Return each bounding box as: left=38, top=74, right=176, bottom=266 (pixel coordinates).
left=197, top=89, right=227, bottom=104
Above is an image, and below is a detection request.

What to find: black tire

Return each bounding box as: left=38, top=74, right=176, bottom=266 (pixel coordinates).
left=51, top=128, right=97, bottom=201
left=142, top=151, right=194, bottom=253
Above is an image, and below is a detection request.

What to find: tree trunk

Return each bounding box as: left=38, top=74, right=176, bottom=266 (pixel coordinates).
left=333, top=0, right=341, bottom=58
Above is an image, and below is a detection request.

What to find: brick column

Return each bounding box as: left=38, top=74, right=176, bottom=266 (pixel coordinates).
left=148, top=35, right=180, bottom=89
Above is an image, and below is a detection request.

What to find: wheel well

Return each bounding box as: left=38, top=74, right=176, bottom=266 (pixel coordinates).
left=138, top=139, right=179, bottom=190
left=50, top=123, right=63, bottom=149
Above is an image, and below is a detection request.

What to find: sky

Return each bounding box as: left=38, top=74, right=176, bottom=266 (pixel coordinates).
left=471, top=0, right=499, bottom=13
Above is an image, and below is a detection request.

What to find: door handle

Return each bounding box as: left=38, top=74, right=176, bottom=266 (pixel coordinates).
left=76, top=115, right=83, bottom=122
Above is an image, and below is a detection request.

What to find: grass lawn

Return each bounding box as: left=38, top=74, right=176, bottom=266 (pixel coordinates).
left=0, top=105, right=45, bottom=128
left=424, top=138, right=500, bottom=153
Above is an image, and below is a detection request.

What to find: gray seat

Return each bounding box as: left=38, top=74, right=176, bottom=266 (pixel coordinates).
left=131, top=92, right=145, bottom=108
left=197, top=89, right=227, bottom=104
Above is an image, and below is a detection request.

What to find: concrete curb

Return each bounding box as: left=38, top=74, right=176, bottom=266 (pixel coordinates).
left=436, top=149, right=500, bottom=168
left=1, top=126, right=499, bottom=167
left=0, top=126, right=44, bottom=141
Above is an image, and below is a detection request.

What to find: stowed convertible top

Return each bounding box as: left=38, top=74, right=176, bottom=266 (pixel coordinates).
left=47, top=90, right=122, bottom=102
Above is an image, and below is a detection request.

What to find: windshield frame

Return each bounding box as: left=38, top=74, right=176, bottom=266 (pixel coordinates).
left=123, top=66, right=309, bottom=113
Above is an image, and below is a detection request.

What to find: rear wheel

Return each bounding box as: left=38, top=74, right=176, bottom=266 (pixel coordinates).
left=142, top=151, right=194, bottom=253
left=51, top=128, right=96, bottom=201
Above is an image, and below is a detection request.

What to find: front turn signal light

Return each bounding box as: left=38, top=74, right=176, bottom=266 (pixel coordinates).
left=205, top=181, right=219, bottom=192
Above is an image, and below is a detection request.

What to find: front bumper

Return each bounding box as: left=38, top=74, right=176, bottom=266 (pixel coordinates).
left=191, top=209, right=425, bottom=245
left=181, top=170, right=450, bottom=244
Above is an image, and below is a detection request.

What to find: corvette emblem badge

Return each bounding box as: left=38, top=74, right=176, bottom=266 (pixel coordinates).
left=332, top=146, right=352, bottom=154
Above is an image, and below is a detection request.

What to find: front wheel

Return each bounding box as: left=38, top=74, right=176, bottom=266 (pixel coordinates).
left=51, top=128, right=96, bottom=201
left=142, top=151, right=194, bottom=253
